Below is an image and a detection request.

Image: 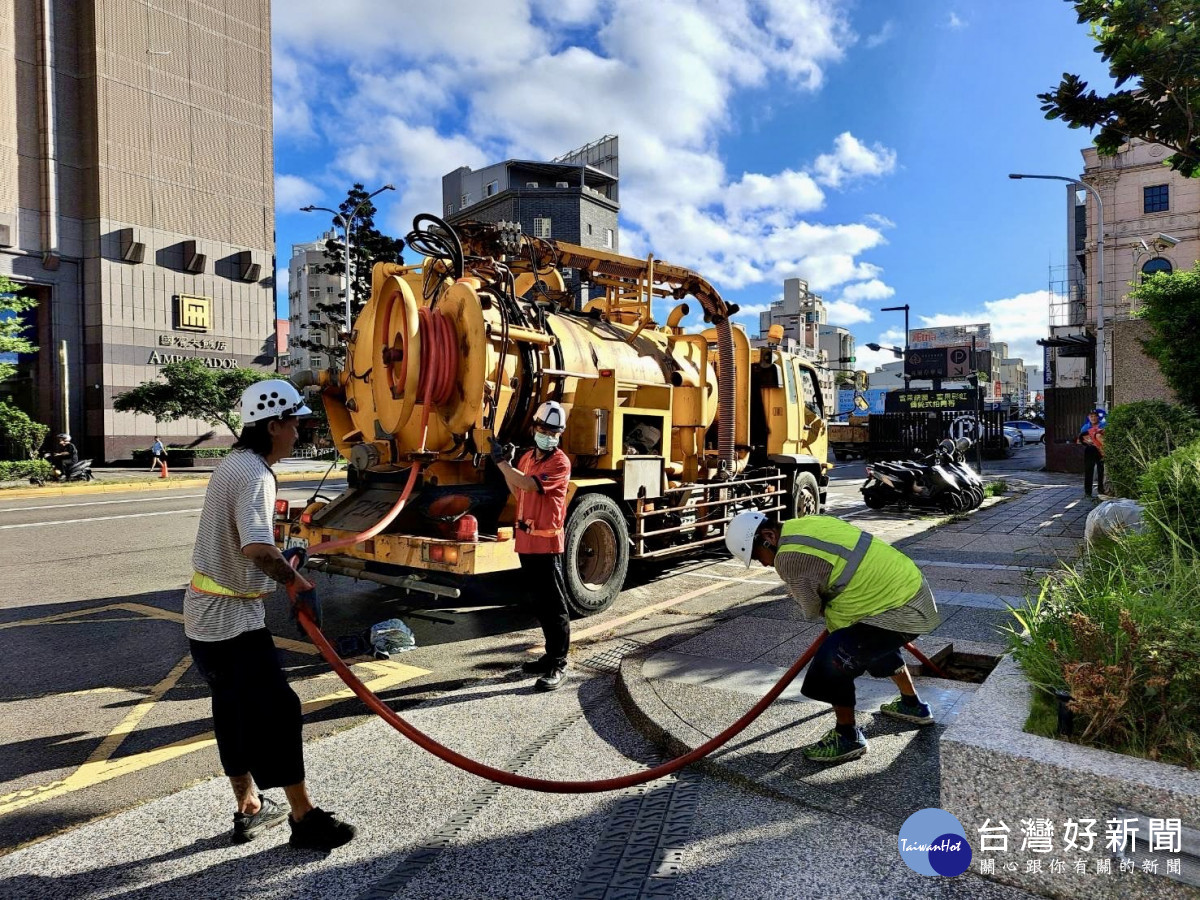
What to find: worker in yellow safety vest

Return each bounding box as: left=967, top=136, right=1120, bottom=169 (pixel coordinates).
left=725, top=511, right=941, bottom=764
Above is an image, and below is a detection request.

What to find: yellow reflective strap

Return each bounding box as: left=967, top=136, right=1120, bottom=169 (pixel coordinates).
left=190, top=572, right=269, bottom=599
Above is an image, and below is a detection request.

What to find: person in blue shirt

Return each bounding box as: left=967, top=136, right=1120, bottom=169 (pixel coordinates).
left=149, top=437, right=167, bottom=475
left=1076, top=409, right=1106, bottom=497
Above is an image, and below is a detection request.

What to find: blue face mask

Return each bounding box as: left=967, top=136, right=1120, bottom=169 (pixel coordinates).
left=534, top=432, right=559, bottom=451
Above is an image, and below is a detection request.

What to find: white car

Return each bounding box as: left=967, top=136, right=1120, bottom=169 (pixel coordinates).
left=1008, top=420, right=1046, bottom=443
left=1002, top=426, right=1025, bottom=455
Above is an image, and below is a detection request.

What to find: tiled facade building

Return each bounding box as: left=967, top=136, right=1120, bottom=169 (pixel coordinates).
left=0, top=0, right=275, bottom=460
left=285, top=232, right=340, bottom=379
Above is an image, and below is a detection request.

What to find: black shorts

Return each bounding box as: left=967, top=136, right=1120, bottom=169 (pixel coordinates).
left=799, top=622, right=916, bottom=708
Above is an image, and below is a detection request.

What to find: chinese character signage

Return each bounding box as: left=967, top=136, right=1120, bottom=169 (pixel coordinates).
left=176, top=294, right=210, bottom=332
left=909, top=323, right=991, bottom=350
left=884, top=389, right=979, bottom=413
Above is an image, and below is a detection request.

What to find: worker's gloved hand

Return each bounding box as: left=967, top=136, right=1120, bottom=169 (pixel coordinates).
left=286, top=576, right=322, bottom=634
left=489, top=441, right=514, bottom=465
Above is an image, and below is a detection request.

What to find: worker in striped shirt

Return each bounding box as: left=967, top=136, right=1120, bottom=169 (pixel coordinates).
left=726, top=511, right=940, bottom=764
left=185, top=379, right=355, bottom=851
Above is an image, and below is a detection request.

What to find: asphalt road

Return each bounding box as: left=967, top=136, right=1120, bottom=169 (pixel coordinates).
left=0, top=446, right=1045, bottom=854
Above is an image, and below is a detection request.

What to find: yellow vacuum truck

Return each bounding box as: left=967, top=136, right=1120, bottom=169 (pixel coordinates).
left=278, top=217, right=830, bottom=615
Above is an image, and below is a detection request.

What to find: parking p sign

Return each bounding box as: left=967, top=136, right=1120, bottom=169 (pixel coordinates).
left=946, top=345, right=972, bottom=377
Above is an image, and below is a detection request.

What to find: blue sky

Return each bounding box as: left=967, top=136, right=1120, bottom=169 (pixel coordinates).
left=271, top=0, right=1114, bottom=373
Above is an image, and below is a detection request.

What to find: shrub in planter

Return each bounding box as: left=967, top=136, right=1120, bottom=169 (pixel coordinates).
left=1006, top=532, right=1200, bottom=768
left=1105, top=400, right=1200, bottom=498
left=1138, top=438, right=1200, bottom=555
left=0, top=459, right=54, bottom=481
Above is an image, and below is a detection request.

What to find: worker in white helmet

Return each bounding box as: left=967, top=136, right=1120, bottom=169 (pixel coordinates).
left=491, top=399, right=572, bottom=690
left=184, top=379, right=356, bottom=850
left=725, top=510, right=940, bottom=764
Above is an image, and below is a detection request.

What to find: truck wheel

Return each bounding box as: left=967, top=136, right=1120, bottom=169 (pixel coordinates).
left=787, top=471, right=821, bottom=518
left=563, top=493, right=630, bottom=618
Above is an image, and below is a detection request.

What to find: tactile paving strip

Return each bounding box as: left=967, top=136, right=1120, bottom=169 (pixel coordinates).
left=357, top=711, right=585, bottom=900
left=577, top=639, right=646, bottom=674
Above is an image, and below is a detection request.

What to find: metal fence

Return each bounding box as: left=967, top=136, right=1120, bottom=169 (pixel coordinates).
left=867, top=410, right=1007, bottom=460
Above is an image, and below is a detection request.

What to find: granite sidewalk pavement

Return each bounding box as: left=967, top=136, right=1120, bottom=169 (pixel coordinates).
left=614, top=475, right=1095, bottom=834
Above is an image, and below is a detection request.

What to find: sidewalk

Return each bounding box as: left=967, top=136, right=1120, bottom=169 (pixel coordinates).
left=615, top=475, right=1091, bottom=835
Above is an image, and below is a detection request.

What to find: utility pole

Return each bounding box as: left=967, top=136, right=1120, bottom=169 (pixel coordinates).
left=882, top=304, right=911, bottom=389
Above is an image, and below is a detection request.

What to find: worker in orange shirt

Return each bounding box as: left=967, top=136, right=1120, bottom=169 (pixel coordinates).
left=1077, top=408, right=1106, bottom=498
left=492, top=401, right=572, bottom=690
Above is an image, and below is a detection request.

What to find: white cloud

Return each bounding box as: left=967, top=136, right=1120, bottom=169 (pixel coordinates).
left=275, top=174, right=320, bottom=211
left=947, top=12, right=966, bottom=29
left=825, top=299, right=873, bottom=325
left=839, top=279, right=894, bottom=303
left=812, top=132, right=898, bottom=188
left=274, top=1, right=900, bottom=301
left=863, top=213, right=896, bottom=229
left=864, top=21, right=895, bottom=48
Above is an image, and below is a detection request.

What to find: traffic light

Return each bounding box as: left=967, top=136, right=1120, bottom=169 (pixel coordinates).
left=838, top=356, right=856, bottom=363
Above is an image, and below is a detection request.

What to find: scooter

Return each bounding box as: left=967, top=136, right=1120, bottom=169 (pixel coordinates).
left=940, top=438, right=985, bottom=509
left=33, top=455, right=94, bottom=485
left=861, top=440, right=975, bottom=513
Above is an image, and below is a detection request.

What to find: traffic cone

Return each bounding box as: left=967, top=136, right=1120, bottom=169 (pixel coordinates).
left=160, top=460, right=169, bottom=479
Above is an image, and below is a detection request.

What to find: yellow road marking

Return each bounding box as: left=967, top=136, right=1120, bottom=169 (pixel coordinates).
left=0, top=658, right=428, bottom=817
left=81, top=655, right=193, bottom=770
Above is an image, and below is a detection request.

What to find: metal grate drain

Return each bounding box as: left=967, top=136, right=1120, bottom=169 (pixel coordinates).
left=577, top=639, right=646, bottom=674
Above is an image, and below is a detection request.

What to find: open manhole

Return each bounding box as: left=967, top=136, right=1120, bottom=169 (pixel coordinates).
left=917, top=646, right=1003, bottom=683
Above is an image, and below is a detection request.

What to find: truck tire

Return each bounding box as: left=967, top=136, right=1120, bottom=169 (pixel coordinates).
left=562, top=493, right=630, bottom=618
left=786, top=471, right=821, bottom=518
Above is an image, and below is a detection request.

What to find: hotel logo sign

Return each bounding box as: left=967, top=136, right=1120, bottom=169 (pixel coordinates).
left=176, top=294, right=210, bottom=332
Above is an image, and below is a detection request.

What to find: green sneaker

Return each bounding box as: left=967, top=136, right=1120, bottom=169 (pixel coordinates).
left=800, top=727, right=868, bottom=764
left=879, top=696, right=935, bottom=726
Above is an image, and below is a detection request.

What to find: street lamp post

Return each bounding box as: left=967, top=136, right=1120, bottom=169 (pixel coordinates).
left=881, top=304, right=911, bottom=388
left=301, top=183, right=396, bottom=334
left=1009, top=173, right=1105, bottom=410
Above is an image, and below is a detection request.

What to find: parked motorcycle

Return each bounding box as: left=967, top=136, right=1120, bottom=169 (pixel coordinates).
left=861, top=438, right=981, bottom=513
left=32, top=454, right=94, bottom=485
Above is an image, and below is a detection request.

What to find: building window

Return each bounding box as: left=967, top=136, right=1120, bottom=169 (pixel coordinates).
left=310, top=356, right=324, bottom=369
left=460, top=193, right=470, bottom=209
left=534, top=217, right=552, bottom=239
left=309, top=287, right=320, bottom=299
left=326, top=286, right=335, bottom=293
left=1141, top=257, right=1173, bottom=277
left=604, top=228, right=614, bottom=249
left=1144, top=184, right=1169, bottom=213
left=486, top=180, right=498, bottom=197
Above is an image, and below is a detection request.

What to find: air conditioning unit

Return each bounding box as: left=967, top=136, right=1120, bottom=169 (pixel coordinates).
left=526, top=182, right=539, bottom=188
left=118, top=227, right=145, bottom=263
left=236, top=250, right=261, bottom=282
left=555, top=181, right=569, bottom=188
left=182, top=240, right=206, bottom=274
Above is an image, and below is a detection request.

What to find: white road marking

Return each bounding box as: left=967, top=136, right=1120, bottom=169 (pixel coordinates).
left=0, top=494, right=206, bottom=514
left=0, top=508, right=202, bottom=529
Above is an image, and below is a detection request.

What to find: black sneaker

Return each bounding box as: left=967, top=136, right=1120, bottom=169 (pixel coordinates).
left=288, top=808, right=357, bottom=851
left=521, top=656, right=553, bottom=676
left=535, top=665, right=568, bottom=692
left=232, top=794, right=288, bottom=844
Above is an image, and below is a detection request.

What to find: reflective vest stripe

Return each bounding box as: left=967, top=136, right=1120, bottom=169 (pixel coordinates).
left=190, top=572, right=270, bottom=599
left=780, top=530, right=872, bottom=595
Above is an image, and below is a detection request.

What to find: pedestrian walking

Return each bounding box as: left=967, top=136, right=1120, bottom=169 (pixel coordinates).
left=725, top=511, right=941, bottom=764
left=185, top=379, right=355, bottom=850
left=1077, top=408, right=1105, bottom=498
left=149, top=436, right=168, bottom=477
left=492, top=400, right=572, bottom=690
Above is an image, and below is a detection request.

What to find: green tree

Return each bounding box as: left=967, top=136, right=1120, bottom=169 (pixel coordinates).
left=0, top=400, right=48, bottom=459
left=299, top=184, right=405, bottom=365
left=1129, top=261, right=1200, bottom=409
left=113, top=359, right=268, bottom=437
left=0, top=275, right=36, bottom=384
left=1039, top=0, right=1200, bottom=176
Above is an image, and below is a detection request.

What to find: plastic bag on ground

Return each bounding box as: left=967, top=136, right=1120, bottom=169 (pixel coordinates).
left=1085, top=499, right=1146, bottom=548
left=369, top=618, right=417, bottom=658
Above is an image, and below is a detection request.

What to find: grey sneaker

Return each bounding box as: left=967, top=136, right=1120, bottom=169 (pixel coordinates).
left=879, top=696, right=935, bottom=726
left=535, top=665, right=568, bottom=691
left=232, top=794, right=288, bottom=844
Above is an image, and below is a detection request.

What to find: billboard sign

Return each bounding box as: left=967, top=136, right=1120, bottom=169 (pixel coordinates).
left=904, top=348, right=947, bottom=379
left=884, top=389, right=979, bottom=413
left=908, top=323, right=991, bottom=350
left=837, top=388, right=889, bottom=415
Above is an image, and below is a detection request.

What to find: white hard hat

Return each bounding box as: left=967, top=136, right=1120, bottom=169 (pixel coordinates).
left=533, top=400, right=567, bottom=433
left=726, top=510, right=767, bottom=568
left=239, top=379, right=312, bottom=424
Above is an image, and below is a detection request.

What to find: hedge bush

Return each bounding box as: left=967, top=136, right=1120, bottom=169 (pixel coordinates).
left=1138, top=438, right=1200, bottom=555
left=132, top=446, right=232, bottom=461
left=0, top=459, right=53, bottom=482
left=1105, top=401, right=1200, bottom=498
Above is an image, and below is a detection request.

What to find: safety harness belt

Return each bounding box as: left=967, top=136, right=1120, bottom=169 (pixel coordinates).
left=778, top=530, right=873, bottom=595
